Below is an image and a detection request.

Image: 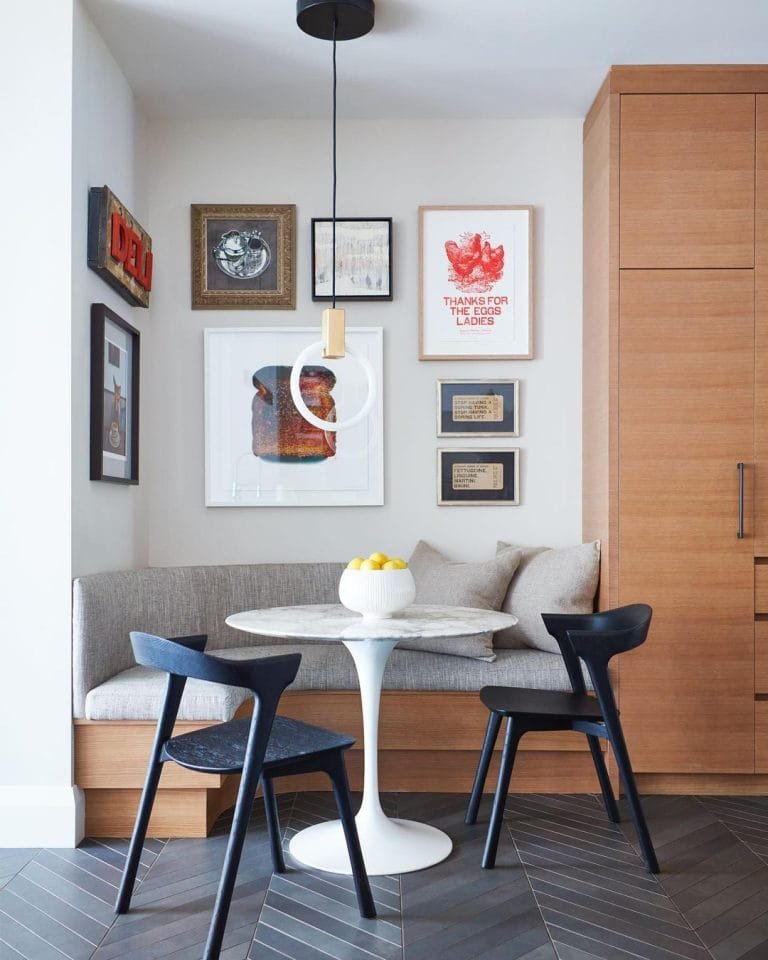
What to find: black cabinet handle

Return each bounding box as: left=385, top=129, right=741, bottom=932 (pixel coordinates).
left=737, top=462, right=745, bottom=539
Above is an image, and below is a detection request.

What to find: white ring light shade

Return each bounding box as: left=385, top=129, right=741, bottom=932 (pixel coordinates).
left=289, top=341, right=377, bottom=432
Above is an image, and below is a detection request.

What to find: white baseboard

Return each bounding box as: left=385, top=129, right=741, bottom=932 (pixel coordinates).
left=0, top=785, right=85, bottom=847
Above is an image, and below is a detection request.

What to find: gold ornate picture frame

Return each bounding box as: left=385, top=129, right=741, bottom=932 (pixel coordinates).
left=191, top=203, right=296, bottom=309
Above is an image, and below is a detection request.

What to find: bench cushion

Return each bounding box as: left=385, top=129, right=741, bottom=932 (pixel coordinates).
left=83, top=643, right=573, bottom=721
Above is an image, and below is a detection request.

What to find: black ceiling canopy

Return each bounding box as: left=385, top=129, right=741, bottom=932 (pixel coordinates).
left=296, top=0, right=375, bottom=41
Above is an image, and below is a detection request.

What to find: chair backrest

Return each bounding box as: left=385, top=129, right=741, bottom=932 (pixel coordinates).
left=541, top=604, right=652, bottom=696
left=129, top=632, right=302, bottom=765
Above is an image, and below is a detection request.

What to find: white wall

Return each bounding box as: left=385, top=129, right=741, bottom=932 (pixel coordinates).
left=0, top=1, right=80, bottom=845
left=71, top=0, right=150, bottom=577
left=146, top=118, right=582, bottom=565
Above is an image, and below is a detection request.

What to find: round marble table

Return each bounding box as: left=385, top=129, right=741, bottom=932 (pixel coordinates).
left=225, top=603, right=517, bottom=876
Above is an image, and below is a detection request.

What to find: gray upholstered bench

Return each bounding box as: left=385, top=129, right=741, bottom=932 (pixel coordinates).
left=73, top=549, right=599, bottom=837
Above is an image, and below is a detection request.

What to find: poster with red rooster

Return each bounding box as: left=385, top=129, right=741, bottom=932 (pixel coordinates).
left=419, top=206, right=533, bottom=359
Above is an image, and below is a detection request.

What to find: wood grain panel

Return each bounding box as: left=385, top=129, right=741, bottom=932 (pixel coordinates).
left=281, top=690, right=594, bottom=753
left=608, top=65, right=768, bottom=95
left=635, top=773, right=768, bottom=795
left=620, top=94, right=755, bottom=268
left=756, top=97, right=768, bottom=552
left=618, top=270, right=755, bottom=773
left=756, top=566, right=768, bottom=615
left=583, top=90, right=620, bottom=611
left=758, top=617, right=768, bottom=694
left=756, top=701, right=768, bottom=773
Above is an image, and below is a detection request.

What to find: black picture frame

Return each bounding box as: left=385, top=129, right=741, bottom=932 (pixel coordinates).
left=90, top=303, right=140, bottom=484
left=437, top=379, right=519, bottom=437
left=311, top=217, right=393, bottom=301
left=437, top=448, right=519, bottom=505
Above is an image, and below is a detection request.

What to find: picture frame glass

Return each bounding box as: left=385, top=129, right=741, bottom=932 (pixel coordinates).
left=205, top=217, right=279, bottom=293
left=312, top=219, right=392, bottom=300
left=420, top=206, right=532, bottom=359
left=205, top=327, right=383, bottom=507
left=101, top=315, right=133, bottom=478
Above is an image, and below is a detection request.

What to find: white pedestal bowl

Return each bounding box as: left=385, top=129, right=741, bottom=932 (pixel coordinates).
left=338, top=568, right=416, bottom=620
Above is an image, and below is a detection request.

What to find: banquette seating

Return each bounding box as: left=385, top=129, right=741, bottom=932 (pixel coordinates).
left=73, top=541, right=602, bottom=836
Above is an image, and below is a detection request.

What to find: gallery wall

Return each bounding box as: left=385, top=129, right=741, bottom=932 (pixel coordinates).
left=71, top=0, right=150, bottom=577
left=144, top=117, right=582, bottom=565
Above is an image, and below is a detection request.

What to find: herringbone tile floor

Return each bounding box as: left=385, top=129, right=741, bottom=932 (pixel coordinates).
left=1, top=793, right=767, bottom=960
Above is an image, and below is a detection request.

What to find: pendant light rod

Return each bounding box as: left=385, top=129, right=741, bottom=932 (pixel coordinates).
left=331, top=15, right=337, bottom=309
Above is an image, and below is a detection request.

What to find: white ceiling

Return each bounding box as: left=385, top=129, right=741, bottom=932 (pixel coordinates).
left=82, top=0, right=768, bottom=121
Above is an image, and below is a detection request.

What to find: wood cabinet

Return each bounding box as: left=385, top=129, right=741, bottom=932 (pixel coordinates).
left=584, top=68, right=768, bottom=786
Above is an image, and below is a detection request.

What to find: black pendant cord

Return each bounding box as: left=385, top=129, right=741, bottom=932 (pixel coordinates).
left=331, top=17, right=337, bottom=309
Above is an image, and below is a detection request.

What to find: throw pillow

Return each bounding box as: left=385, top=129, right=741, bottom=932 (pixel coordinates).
left=495, top=541, right=600, bottom=653
left=402, top=541, right=522, bottom=660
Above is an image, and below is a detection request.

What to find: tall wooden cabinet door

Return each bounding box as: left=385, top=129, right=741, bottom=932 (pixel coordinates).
left=620, top=94, right=755, bottom=269
left=756, top=96, right=768, bottom=554
left=619, top=270, right=755, bottom=773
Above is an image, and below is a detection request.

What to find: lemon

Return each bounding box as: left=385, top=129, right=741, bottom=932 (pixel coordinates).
left=382, top=560, right=401, bottom=570
left=346, top=557, right=365, bottom=570
left=360, top=558, right=382, bottom=571
left=368, top=551, right=389, bottom=564
left=390, top=557, right=408, bottom=569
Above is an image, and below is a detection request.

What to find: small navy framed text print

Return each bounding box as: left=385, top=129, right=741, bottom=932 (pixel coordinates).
left=437, top=448, right=519, bottom=505
left=437, top=379, right=519, bottom=437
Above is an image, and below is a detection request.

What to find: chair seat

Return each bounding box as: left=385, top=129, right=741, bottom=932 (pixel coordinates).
left=480, top=685, right=604, bottom=721
left=163, top=715, right=355, bottom=775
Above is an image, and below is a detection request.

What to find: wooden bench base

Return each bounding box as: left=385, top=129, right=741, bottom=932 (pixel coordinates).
left=74, top=690, right=606, bottom=837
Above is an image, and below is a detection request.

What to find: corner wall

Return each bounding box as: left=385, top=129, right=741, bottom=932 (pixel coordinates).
left=145, top=118, right=583, bottom=565
left=0, top=0, right=79, bottom=845
left=71, top=0, right=150, bottom=578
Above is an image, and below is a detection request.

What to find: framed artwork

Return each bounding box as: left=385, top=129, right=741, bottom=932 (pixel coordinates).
left=437, top=379, right=519, bottom=437
left=419, top=205, right=533, bottom=359
left=90, top=303, right=140, bottom=483
left=88, top=185, right=152, bottom=308
left=205, top=327, right=383, bottom=506
left=311, top=218, right=392, bottom=301
left=437, top=448, right=519, bottom=505
left=191, top=204, right=295, bottom=309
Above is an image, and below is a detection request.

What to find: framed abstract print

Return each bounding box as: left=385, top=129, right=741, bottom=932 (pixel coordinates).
left=311, top=218, right=392, bottom=301
left=205, top=327, right=383, bottom=506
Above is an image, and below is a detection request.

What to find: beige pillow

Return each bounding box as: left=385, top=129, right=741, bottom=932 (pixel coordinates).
left=495, top=541, right=600, bottom=653
left=403, top=541, right=523, bottom=660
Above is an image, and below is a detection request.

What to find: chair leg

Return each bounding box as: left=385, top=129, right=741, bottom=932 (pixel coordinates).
left=482, top=719, right=522, bottom=870
left=326, top=752, right=376, bottom=919
left=598, top=705, right=659, bottom=874
left=586, top=734, right=620, bottom=824
left=115, top=756, right=164, bottom=914
left=465, top=711, right=502, bottom=825
left=261, top=777, right=286, bottom=873
left=203, top=768, right=261, bottom=960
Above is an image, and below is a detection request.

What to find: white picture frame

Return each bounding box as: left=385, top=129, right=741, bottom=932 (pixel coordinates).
left=419, top=205, right=533, bottom=360
left=205, top=327, right=383, bottom=506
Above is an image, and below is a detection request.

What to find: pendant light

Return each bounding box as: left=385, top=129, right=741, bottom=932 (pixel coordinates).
left=290, top=0, right=377, bottom=432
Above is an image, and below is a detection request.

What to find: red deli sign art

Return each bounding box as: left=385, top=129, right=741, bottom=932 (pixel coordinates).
left=88, top=186, right=153, bottom=308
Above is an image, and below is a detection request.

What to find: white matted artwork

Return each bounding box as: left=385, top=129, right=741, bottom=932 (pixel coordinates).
left=419, top=205, right=533, bottom=359
left=205, top=327, right=383, bottom=506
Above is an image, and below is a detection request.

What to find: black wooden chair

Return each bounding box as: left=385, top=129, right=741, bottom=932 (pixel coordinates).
left=115, top=632, right=375, bottom=960
left=465, top=603, right=659, bottom=874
